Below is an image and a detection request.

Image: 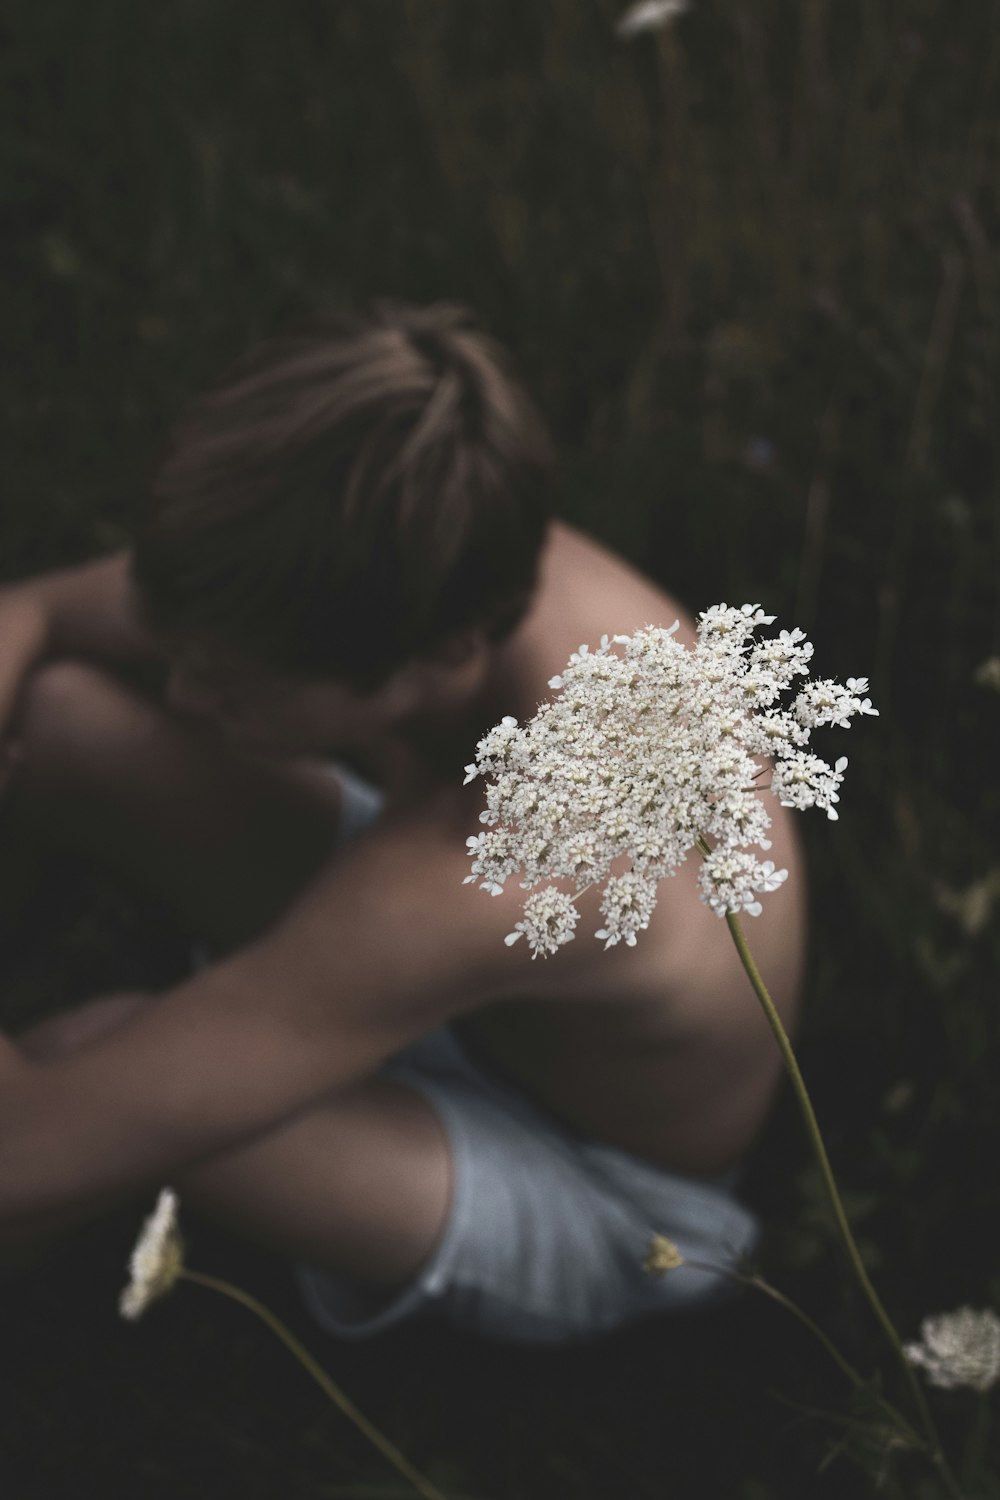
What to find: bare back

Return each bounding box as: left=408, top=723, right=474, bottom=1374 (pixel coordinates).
left=387, top=523, right=807, bottom=1175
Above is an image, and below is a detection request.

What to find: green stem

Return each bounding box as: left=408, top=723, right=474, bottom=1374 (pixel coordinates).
left=722, top=911, right=962, bottom=1497
left=964, top=1390, right=992, bottom=1489
left=179, top=1270, right=449, bottom=1500
left=685, top=1258, right=923, bottom=1450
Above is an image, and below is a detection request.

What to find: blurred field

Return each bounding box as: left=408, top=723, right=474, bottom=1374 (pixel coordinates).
left=2, top=1, right=999, bottom=1496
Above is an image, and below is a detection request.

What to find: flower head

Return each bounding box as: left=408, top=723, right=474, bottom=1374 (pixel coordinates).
left=616, top=1, right=690, bottom=39
left=644, top=1234, right=686, bottom=1275
left=119, top=1188, right=184, bottom=1321
left=505, top=884, right=580, bottom=958
left=904, top=1306, right=1000, bottom=1393
left=465, top=608, right=877, bottom=958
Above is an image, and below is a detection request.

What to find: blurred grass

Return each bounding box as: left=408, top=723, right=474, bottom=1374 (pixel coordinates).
left=2, top=0, right=1000, bottom=1495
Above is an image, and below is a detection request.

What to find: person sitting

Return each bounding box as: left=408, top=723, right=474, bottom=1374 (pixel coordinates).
left=0, top=301, right=804, bottom=1341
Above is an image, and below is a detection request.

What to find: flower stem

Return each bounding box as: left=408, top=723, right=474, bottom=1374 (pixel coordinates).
left=722, top=912, right=961, bottom=1495
left=178, top=1270, right=449, bottom=1500
left=683, top=1256, right=923, bottom=1449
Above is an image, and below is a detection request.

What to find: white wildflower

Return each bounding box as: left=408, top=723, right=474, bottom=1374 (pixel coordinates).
left=750, top=629, right=815, bottom=693
left=119, top=1188, right=184, bottom=1321
left=505, top=885, right=580, bottom=957
left=465, top=608, right=877, bottom=958
left=905, top=1306, right=1000, bottom=1393
left=771, top=751, right=849, bottom=820
left=465, top=716, right=521, bottom=783
left=699, top=848, right=787, bottom=919
left=595, top=870, right=659, bottom=948
left=741, top=709, right=810, bottom=755
left=616, top=0, right=690, bottom=40
left=794, top=678, right=878, bottom=729
left=935, top=869, right=1000, bottom=938
left=701, top=788, right=773, bottom=853
left=464, top=829, right=520, bottom=896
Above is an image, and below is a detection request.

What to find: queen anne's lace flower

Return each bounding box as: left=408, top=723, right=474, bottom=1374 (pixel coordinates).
left=698, top=848, right=788, bottom=919
left=904, top=1306, right=1000, bottom=1393
left=465, top=607, right=878, bottom=958
left=595, top=870, right=659, bottom=948
left=119, top=1188, right=184, bottom=1320
left=505, top=885, right=580, bottom=956
left=770, top=750, right=849, bottom=820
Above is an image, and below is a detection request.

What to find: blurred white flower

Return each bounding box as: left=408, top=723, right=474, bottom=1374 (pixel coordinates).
left=974, top=656, right=1000, bottom=691
left=905, top=1306, right=1000, bottom=1393
left=119, top=1188, right=184, bottom=1320
left=934, top=869, right=1000, bottom=938
left=616, top=0, right=690, bottom=39
left=465, top=607, right=877, bottom=958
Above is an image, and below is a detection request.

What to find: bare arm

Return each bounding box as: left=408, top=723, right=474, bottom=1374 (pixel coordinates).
left=4, top=549, right=156, bottom=665
left=0, top=807, right=522, bottom=1235
left=0, top=550, right=160, bottom=736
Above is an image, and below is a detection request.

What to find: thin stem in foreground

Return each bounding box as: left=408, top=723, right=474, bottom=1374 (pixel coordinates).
left=691, top=1259, right=924, bottom=1452
left=721, top=912, right=963, bottom=1499
left=179, top=1269, right=449, bottom=1500
left=683, top=1258, right=891, bottom=1412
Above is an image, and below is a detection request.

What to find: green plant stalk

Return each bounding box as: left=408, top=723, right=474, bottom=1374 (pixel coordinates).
left=681, top=1254, right=926, bottom=1451
left=690, top=1257, right=907, bottom=1425
left=722, top=912, right=963, bottom=1498
left=963, top=1390, right=992, bottom=1491
left=745, top=1273, right=877, bottom=1397
left=179, top=1270, right=449, bottom=1500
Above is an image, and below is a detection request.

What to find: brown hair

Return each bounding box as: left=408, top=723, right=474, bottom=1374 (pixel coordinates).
left=132, top=301, right=555, bottom=690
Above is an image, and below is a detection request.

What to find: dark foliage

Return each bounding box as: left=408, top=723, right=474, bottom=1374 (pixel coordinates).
left=2, top=1, right=999, bottom=1495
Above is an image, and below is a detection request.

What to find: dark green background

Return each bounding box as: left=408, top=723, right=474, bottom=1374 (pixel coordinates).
left=2, top=2, right=999, bottom=1496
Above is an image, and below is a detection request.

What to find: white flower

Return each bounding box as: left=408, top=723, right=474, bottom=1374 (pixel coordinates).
left=698, top=848, right=787, bottom=919
left=742, top=709, right=810, bottom=755
left=794, top=678, right=879, bottom=730
left=119, top=1188, right=184, bottom=1321
left=595, top=870, right=659, bottom=948
left=505, top=885, right=580, bottom=958
left=905, top=1306, right=1000, bottom=1393
left=465, top=716, right=521, bottom=783
left=771, top=750, right=849, bottom=820
left=465, top=608, right=876, bottom=958
left=464, top=828, right=520, bottom=896
left=935, top=869, right=1000, bottom=938
left=616, top=0, right=690, bottom=40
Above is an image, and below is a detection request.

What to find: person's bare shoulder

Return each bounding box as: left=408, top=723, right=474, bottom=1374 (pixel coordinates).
left=498, top=523, right=699, bottom=717
left=481, top=521, right=807, bottom=1014
left=549, top=522, right=695, bottom=633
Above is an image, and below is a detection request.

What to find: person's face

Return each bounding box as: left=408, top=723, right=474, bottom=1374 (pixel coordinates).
left=162, top=640, right=415, bottom=757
